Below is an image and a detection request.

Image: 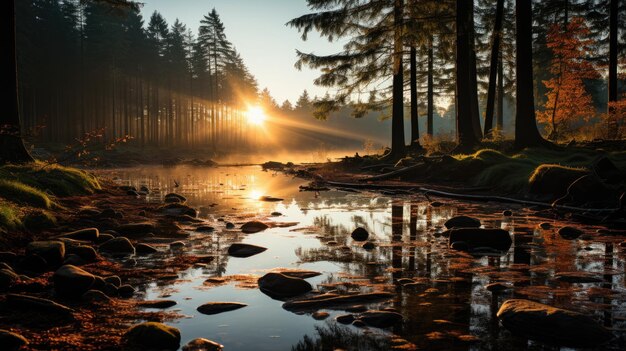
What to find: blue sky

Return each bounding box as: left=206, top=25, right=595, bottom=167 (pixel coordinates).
left=140, top=0, right=344, bottom=103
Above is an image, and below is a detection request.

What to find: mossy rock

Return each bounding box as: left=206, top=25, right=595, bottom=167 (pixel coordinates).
left=0, top=180, right=53, bottom=208
left=123, top=322, right=181, bottom=350
left=528, top=164, right=588, bottom=199
left=23, top=210, right=56, bottom=231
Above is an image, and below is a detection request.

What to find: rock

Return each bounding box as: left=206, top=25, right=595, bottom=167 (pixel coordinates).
left=271, top=212, right=282, bottom=216
left=227, top=243, right=267, bottom=258
left=258, top=272, right=312, bottom=299
left=592, top=156, right=624, bottom=184
left=67, top=245, right=98, bottom=263
left=430, top=201, right=444, bottom=207
left=0, top=269, right=19, bottom=291
left=0, top=251, right=17, bottom=264
left=82, top=289, right=111, bottom=303
left=283, top=292, right=395, bottom=311
left=16, top=254, right=48, bottom=274
left=225, top=222, right=235, bottom=229
left=486, top=282, right=511, bottom=292
left=336, top=314, right=355, bottom=324
left=138, top=300, right=177, bottom=309
left=53, top=265, right=95, bottom=298
left=26, top=241, right=65, bottom=267
left=118, top=284, right=135, bottom=298
left=57, top=228, right=99, bottom=241
left=123, top=322, right=181, bottom=350
left=346, top=305, right=367, bottom=313
left=104, top=275, right=122, bottom=287
left=99, top=237, right=135, bottom=255
left=351, top=227, right=369, bottom=241
left=362, top=242, right=376, bottom=250
left=182, top=338, right=224, bottom=351
left=6, top=293, right=74, bottom=318
left=312, top=311, right=330, bottom=320
left=135, top=243, right=158, bottom=255
left=497, top=299, right=612, bottom=348
left=357, top=310, right=403, bottom=328
left=528, top=165, right=588, bottom=199
left=196, top=226, right=215, bottom=233
left=450, top=241, right=469, bottom=251
left=448, top=228, right=512, bottom=252
left=116, top=223, right=155, bottom=237
left=539, top=222, right=552, bottom=230
left=62, top=254, right=86, bottom=266
left=119, top=185, right=137, bottom=192
left=502, top=210, right=513, bottom=216
left=165, top=193, right=187, bottom=202
left=0, top=329, right=28, bottom=351
left=160, top=203, right=198, bottom=217
left=96, top=233, right=115, bottom=244
left=554, top=271, right=603, bottom=283
left=170, top=241, right=186, bottom=249
left=196, top=302, right=247, bottom=315
left=273, top=269, right=321, bottom=279
left=562, top=174, right=620, bottom=207
left=444, top=216, right=481, bottom=229
left=241, top=221, right=269, bottom=234
left=140, top=185, right=150, bottom=193
left=558, top=226, right=583, bottom=240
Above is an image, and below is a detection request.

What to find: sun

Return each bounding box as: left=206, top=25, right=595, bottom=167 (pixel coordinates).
left=246, top=106, right=267, bottom=126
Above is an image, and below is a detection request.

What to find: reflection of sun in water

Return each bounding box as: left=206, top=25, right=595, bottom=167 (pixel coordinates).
left=249, top=189, right=263, bottom=200
left=246, top=106, right=266, bottom=126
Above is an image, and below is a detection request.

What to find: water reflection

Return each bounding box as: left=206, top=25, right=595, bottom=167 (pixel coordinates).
left=99, top=166, right=626, bottom=351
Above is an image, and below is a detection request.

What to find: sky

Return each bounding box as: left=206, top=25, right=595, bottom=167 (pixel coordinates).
left=140, top=0, right=344, bottom=104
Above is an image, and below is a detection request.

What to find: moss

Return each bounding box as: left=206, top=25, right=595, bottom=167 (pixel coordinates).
left=23, top=210, right=57, bottom=231
left=0, top=162, right=100, bottom=197
left=528, top=164, right=588, bottom=198
left=0, top=180, right=53, bottom=208
left=0, top=202, right=21, bottom=229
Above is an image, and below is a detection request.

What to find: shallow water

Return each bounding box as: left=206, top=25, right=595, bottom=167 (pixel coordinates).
left=101, top=165, right=626, bottom=351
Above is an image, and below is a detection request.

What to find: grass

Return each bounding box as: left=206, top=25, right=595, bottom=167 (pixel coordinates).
left=0, top=162, right=101, bottom=231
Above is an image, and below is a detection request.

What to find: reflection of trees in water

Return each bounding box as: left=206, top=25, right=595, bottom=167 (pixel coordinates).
left=291, top=323, right=390, bottom=351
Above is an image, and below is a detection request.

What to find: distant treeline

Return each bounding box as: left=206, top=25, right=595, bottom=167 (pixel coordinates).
left=16, top=1, right=258, bottom=149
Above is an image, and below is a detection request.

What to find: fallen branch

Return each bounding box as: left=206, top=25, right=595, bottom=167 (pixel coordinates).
left=360, top=162, right=425, bottom=182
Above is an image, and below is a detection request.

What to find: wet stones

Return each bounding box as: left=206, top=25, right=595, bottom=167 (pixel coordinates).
left=241, top=221, right=269, bottom=234
left=358, top=310, right=403, bottom=328
left=362, top=241, right=376, bottom=250
left=116, top=223, right=155, bottom=238
left=227, top=243, right=267, bottom=258
left=135, top=243, right=158, bottom=255
left=351, top=227, right=369, bottom=241
left=182, top=338, right=224, bottom=351
left=448, top=228, right=512, bottom=252
left=558, top=226, right=583, bottom=240
left=196, top=302, right=247, bottom=315
left=138, top=300, right=177, bottom=309
left=336, top=314, right=355, bottom=324
left=82, top=289, right=111, bottom=303
left=0, top=329, right=29, bottom=351
left=99, top=237, right=136, bottom=255
left=56, top=228, right=99, bottom=241
left=123, top=322, right=181, bottom=351
left=258, top=272, right=312, bottom=299
left=165, top=193, right=187, bottom=203
left=67, top=245, right=98, bottom=263
left=272, top=269, right=321, bottom=279
left=53, top=264, right=96, bottom=298
left=502, top=210, right=513, bottom=217
left=497, top=299, right=612, bottom=348
left=225, top=222, right=235, bottom=229
left=118, top=284, right=136, bottom=298
left=195, top=225, right=215, bottom=233
left=160, top=203, right=198, bottom=217
left=312, top=311, right=330, bottom=320
left=26, top=241, right=65, bottom=267
left=6, top=293, right=74, bottom=319
left=444, top=216, right=481, bottom=229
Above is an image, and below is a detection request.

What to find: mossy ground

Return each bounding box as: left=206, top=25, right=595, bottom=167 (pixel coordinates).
left=0, top=162, right=100, bottom=231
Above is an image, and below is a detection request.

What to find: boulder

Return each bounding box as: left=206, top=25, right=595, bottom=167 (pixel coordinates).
left=99, top=237, right=135, bottom=255
left=362, top=242, right=376, bottom=250
left=258, top=272, right=312, bottom=299
left=170, top=241, right=185, bottom=249
left=225, top=222, right=235, bottom=229
left=165, top=193, right=187, bottom=203
left=196, top=302, right=247, bottom=315
left=118, top=284, right=136, bottom=298
left=82, top=289, right=111, bottom=303
left=116, top=223, right=155, bottom=238
left=444, top=216, right=481, bottom=229
left=227, top=243, right=267, bottom=258
left=528, top=165, right=588, bottom=199
left=336, top=314, right=355, bottom=324
left=123, top=322, right=181, bottom=350
left=138, top=300, right=177, bottom=309
left=0, top=251, right=17, bottom=264
left=0, top=329, right=28, bottom=351
left=196, top=226, right=215, bottom=233
left=67, top=245, right=98, bottom=263
left=497, top=299, right=612, bottom=347
left=272, top=269, right=321, bottom=279
left=558, top=226, right=583, bottom=240
left=56, top=228, right=99, bottom=241
left=53, top=265, right=95, bottom=298
left=0, top=269, right=19, bottom=291
left=357, top=310, right=403, bottom=328
left=448, top=228, right=512, bottom=252
left=182, top=338, right=224, bottom=351
left=502, top=210, right=513, bottom=217
left=351, top=227, right=369, bottom=241
left=160, top=204, right=197, bottom=217
left=62, top=254, right=86, bottom=266
left=6, top=293, right=74, bottom=319
left=26, top=241, right=65, bottom=267
left=96, top=233, right=115, bottom=244
left=135, top=243, right=158, bottom=255
left=312, top=311, right=330, bottom=320
left=241, top=221, right=269, bottom=234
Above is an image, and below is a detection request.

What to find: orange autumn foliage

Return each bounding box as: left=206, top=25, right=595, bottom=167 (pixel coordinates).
left=538, top=18, right=599, bottom=141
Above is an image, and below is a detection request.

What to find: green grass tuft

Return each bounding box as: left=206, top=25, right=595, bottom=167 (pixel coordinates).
left=0, top=202, right=21, bottom=229
left=0, top=180, right=53, bottom=208
left=0, top=162, right=100, bottom=197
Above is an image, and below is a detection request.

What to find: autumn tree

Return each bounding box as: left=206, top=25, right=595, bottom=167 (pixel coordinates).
left=538, top=17, right=598, bottom=141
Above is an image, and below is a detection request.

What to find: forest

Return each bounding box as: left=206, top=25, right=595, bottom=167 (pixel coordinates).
left=1, top=0, right=626, bottom=351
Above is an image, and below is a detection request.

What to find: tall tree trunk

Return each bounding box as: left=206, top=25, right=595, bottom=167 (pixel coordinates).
left=484, top=0, right=504, bottom=136
left=608, top=0, right=618, bottom=139
left=514, top=0, right=549, bottom=148
left=1, top=0, right=34, bottom=164
left=427, top=35, right=434, bottom=137
left=496, top=55, right=504, bottom=130
left=390, top=0, right=406, bottom=158
left=468, top=1, right=482, bottom=140
left=410, top=45, right=421, bottom=148
left=455, top=0, right=481, bottom=151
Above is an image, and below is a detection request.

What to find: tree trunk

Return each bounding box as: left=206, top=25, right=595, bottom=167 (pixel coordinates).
left=514, top=0, right=549, bottom=148
left=496, top=55, right=504, bottom=130
left=455, top=0, right=481, bottom=151
left=608, top=0, right=618, bottom=139
left=409, top=45, right=421, bottom=148
left=468, top=1, right=482, bottom=140
left=427, top=35, right=434, bottom=137
left=1, top=0, right=34, bottom=164
left=484, top=0, right=504, bottom=136
left=390, top=0, right=406, bottom=158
